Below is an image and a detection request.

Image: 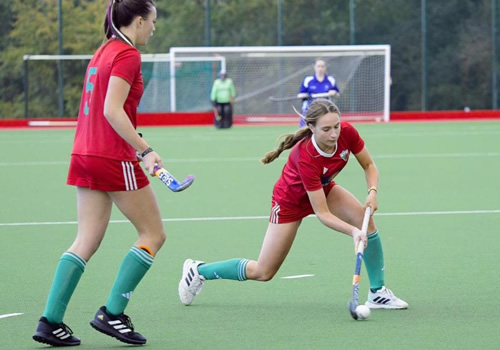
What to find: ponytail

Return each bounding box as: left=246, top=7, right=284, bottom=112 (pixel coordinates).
left=104, top=0, right=116, bottom=40
left=261, top=128, right=312, bottom=164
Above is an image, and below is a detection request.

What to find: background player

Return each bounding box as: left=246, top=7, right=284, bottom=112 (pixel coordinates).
left=33, top=0, right=164, bottom=346
left=210, top=69, right=236, bottom=129
left=297, top=59, right=340, bottom=127
left=178, top=99, right=408, bottom=311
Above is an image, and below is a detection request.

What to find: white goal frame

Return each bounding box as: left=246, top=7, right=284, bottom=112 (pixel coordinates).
left=170, top=45, right=391, bottom=122
left=23, top=53, right=226, bottom=116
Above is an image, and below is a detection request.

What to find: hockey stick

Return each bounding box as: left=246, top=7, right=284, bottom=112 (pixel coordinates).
left=348, top=206, right=372, bottom=320
left=154, top=165, right=194, bottom=192
left=269, top=95, right=302, bottom=102
left=268, top=92, right=332, bottom=102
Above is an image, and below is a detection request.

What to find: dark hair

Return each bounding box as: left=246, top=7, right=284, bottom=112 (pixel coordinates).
left=104, top=0, right=155, bottom=43
left=261, top=99, right=340, bottom=164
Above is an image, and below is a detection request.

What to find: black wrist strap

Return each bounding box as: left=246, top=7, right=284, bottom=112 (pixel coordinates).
left=140, top=147, right=154, bottom=158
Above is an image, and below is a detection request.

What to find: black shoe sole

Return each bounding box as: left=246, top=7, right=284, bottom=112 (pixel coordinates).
left=33, top=334, right=80, bottom=347
left=89, top=320, right=146, bottom=345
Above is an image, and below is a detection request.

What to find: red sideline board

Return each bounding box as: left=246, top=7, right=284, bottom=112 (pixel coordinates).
left=0, top=112, right=213, bottom=128
left=1, top=110, right=499, bottom=128
left=137, top=112, right=213, bottom=126
left=390, top=109, right=500, bottom=121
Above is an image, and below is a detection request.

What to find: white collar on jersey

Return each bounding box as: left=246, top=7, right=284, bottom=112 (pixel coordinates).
left=111, top=34, right=134, bottom=47
left=311, top=135, right=337, bottom=158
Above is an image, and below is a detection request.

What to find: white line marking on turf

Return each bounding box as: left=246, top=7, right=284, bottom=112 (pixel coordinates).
left=0, top=210, right=499, bottom=228
left=281, top=274, right=315, bottom=279
left=0, top=161, right=69, bottom=166
left=374, top=209, right=500, bottom=216
left=0, top=158, right=261, bottom=166
left=373, top=152, right=500, bottom=159
left=1, top=152, right=499, bottom=167
left=0, top=313, right=23, bottom=319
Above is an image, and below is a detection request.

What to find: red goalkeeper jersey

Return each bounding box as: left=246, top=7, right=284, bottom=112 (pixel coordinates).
left=272, top=121, right=365, bottom=207
left=72, top=39, right=143, bottom=161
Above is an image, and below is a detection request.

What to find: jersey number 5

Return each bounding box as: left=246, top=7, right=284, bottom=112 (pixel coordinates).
left=83, top=67, right=98, bottom=116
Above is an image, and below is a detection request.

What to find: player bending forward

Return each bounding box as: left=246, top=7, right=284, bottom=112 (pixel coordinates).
left=179, top=99, right=408, bottom=310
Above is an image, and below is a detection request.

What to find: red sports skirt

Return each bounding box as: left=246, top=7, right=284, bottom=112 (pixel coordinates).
left=67, top=155, right=149, bottom=191
left=269, top=182, right=335, bottom=224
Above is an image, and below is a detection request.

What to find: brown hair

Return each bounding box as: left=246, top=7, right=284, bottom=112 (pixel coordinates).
left=261, top=99, right=340, bottom=164
left=104, top=0, right=155, bottom=43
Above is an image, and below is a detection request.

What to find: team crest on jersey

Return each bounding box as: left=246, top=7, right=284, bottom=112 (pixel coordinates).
left=340, top=150, right=349, bottom=161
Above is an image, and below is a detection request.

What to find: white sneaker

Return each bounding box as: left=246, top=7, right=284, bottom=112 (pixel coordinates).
left=365, top=286, right=408, bottom=309
left=179, top=259, right=205, bottom=306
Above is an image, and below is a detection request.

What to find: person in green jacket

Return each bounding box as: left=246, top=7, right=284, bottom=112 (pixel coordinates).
left=210, top=69, right=236, bottom=129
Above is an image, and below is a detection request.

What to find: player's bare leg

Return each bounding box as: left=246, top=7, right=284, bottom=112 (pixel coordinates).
left=69, top=187, right=113, bottom=260
left=246, top=221, right=300, bottom=281
left=109, top=184, right=166, bottom=255
left=325, top=185, right=376, bottom=233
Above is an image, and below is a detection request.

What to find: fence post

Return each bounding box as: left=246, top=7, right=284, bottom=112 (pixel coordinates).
left=24, top=55, right=29, bottom=119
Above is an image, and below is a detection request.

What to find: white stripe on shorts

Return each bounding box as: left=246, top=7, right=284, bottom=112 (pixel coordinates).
left=121, top=161, right=138, bottom=191
left=271, top=202, right=280, bottom=224
left=128, top=162, right=138, bottom=190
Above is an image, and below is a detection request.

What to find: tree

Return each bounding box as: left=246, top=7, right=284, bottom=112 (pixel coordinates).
left=0, top=0, right=498, bottom=117
left=0, top=0, right=104, bottom=118
left=283, top=0, right=349, bottom=46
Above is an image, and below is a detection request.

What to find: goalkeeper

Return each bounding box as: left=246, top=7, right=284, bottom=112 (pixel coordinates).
left=210, top=69, right=236, bottom=129
left=297, top=59, right=340, bottom=127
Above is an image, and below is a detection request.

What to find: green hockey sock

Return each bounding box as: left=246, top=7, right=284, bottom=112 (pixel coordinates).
left=105, top=246, right=153, bottom=316
left=43, top=252, right=86, bottom=324
left=363, top=231, right=385, bottom=292
left=198, top=258, right=249, bottom=281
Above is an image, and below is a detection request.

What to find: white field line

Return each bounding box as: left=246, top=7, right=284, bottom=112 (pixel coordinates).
left=1, top=210, right=499, bottom=228
left=281, top=274, right=315, bottom=279
left=373, top=152, right=500, bottom=159
left=0, top=152, right=499, bottom=167
left=362, top=130, right=500, bottom=138
left=1, top=127, right=500, bottom=143
left=0, top=313, right=23, bottom=319
left=0, top=158, right=261, bottom=166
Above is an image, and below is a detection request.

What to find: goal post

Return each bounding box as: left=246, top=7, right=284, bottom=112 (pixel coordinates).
left=22, top=53, right=225, bottom=117
left=170, top=45, right=391, bottom=122
left=139, top=55, right=225, bottom=113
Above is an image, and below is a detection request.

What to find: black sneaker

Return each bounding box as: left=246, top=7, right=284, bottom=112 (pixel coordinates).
left=33, top=316, right=81, bottom=347
left=90, top=306, right=146, bottom=345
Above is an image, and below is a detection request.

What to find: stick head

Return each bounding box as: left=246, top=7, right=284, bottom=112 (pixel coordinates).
left=172, top=175, right=195, bottom=192
left=348, top=301, right=359, bottom=320
left=153, top=165, right=195, bottom=193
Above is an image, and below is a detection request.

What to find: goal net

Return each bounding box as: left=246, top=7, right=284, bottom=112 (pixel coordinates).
left=169, top=45, right=391, bottom=122
left=139, top=55, right=225, bottom=113
left=22, top=54, right=224, bottom=118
